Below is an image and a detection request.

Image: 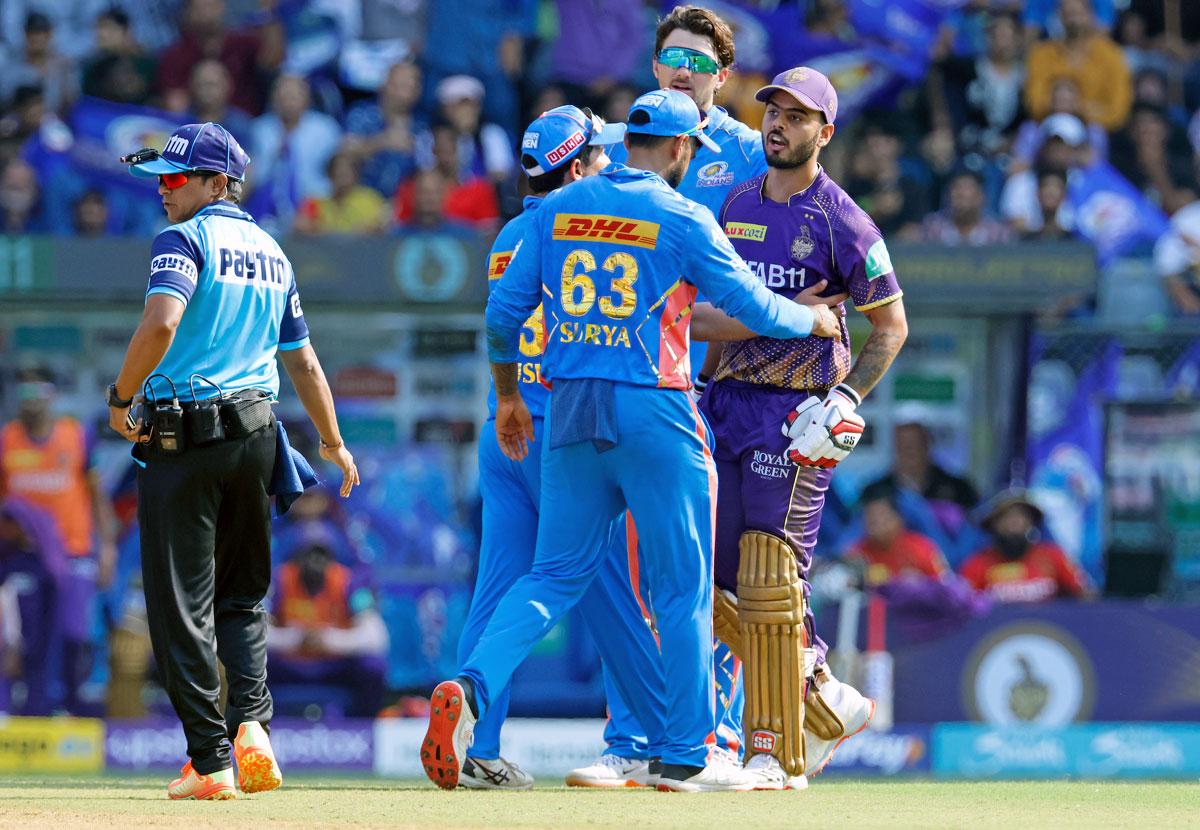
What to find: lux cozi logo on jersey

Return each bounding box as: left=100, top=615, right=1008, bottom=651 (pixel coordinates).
left=215, top=247, right=289, bottom=291
left=725, top=222, right=767, bottom=242
left=552, top=214, right=660, bottom=249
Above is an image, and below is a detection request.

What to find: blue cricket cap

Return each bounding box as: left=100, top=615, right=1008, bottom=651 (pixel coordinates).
left=625, top=89, right=719, bottom=153
left=520, top=105, right=626, bottom=177
left=127, top=122, right=250, bottom=181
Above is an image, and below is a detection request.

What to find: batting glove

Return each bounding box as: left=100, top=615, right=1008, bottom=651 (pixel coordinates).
left=782, top=383, right=864, bottom=468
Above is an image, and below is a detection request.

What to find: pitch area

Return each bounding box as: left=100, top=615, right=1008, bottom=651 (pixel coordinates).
left=2, top=777, right=1195, bottom=829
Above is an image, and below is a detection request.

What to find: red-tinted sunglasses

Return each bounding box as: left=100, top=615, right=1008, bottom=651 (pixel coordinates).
left=157, top=171, right=193, bottom=190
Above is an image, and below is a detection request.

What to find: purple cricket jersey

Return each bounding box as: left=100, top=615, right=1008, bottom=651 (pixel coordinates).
left=713, top=167, right=903, bottom=392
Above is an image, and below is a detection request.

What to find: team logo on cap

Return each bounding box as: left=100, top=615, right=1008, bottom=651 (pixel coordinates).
left=696, top=161, right=733, bottom=187
left=791, top=226, right=815, bottom=261
left=545, top=132, right=585, bottom=167
left=784, top=68, right=810, bottom=83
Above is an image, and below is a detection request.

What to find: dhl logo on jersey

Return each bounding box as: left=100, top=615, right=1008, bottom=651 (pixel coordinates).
left=488, top=250, right=513, bottom=280
left=552, top=214, right=660, bottom=249
left=724, top=222, right=767, bottom=242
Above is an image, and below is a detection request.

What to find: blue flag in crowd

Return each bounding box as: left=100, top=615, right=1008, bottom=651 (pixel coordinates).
left=1026, top=336, right=1123, bottom=584
left=1067, top=161, right=1171, bottom=266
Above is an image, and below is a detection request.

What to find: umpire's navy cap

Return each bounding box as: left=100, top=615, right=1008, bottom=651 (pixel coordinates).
left=128, top=122, right=250, bottom=181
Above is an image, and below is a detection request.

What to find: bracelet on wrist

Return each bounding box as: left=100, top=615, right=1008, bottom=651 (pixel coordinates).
left=320, top=438, right=343, bottom=450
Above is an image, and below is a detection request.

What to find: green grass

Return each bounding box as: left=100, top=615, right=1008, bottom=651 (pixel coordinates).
left=0, top=777, right=1197, bottom=829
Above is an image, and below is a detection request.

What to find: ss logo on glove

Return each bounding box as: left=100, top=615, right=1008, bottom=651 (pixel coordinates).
left=782, top=384, right=864, bottom=469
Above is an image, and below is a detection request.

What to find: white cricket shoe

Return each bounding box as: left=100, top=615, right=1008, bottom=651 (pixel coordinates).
left=565, top=754, right=652, bottom=788
left=804, top=674, right=875, bottom=776
left=458, top=756, right=534, bottom=790
left=744, top=753, right=809, bottom=791
left=656, top=758, right=757, bottom=792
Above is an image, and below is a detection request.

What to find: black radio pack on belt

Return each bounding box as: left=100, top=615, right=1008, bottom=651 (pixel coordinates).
left=186, top=376, right=226, bottom=445
left=143, top=374, right=185, bottom=454
left=142, top=375, right=273, bottom=453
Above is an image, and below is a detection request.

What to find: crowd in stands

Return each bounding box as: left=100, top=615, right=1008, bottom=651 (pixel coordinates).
left=0, top=370, right=1091, bottom=718
left=0, top=0, right=1197, bottom=313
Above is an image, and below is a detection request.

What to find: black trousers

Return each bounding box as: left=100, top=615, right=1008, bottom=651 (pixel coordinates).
left=138, top=425, right=276, bottom=774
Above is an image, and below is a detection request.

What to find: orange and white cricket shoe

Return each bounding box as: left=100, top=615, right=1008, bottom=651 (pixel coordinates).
left=420, top=678, right=477, bottom=790
left=167, top=761, right=237, bottom=800
left=234, top=721, right=283, bottom=793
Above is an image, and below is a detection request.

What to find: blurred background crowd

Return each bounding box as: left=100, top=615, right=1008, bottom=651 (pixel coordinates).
left=0, top=0, right=1197, bottom=307
left=1, top=0, right=1199, bottom=727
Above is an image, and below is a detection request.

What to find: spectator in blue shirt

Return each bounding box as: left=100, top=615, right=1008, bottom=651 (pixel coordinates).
left=343, top=60, right=426, bottom=197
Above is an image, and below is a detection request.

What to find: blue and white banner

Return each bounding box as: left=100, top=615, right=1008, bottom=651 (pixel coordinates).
left=933, top=723, right=1200, bottom=779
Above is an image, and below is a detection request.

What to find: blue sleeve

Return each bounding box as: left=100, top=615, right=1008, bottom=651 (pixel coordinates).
left=147, top=229, right=203, bottom=304
left=278, top=268, right=311, bottom=350
left=485, top=219, right=543, bottom=363
left=682, top=208, right=815, bottom=339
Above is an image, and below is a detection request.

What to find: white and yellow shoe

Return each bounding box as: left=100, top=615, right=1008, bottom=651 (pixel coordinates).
left=233, top=721, right=283, bottom=793
left=167, top=761, right=237, bottom=800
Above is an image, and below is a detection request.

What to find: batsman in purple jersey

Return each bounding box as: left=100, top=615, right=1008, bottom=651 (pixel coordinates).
left=709, top=168, right=902, bottom=598
left=696, top=66, right=909, bottom=789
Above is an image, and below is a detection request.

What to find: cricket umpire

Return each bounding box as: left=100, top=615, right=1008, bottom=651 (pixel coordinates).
left=106, top=122, right=360, bottom=800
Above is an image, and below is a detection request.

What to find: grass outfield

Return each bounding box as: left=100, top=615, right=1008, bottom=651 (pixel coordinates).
left=2, top=777, right=1198, bottom=830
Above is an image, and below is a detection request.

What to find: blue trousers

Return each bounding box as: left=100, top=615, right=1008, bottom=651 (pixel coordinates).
left=459, top=416, right=665, bottom=760
left=461, top=388, right=716, bottom=767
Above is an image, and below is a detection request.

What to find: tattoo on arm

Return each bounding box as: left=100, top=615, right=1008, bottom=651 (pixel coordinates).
left=842, top=329, right=905, bottom=399
left=492, top=362, right=520, bottom=396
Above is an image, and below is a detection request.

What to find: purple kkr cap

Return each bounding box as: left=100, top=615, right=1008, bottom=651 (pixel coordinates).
left=126, top=122, right=250, bottom=181
left=755, top=66, right=838, bottom=125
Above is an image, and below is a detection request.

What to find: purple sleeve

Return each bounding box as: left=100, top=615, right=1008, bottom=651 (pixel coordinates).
left=839, top=214, right=902, bottom=311
left=147, top=229, right=203, bottom=304
left=278, top=271, right=311, bottom=350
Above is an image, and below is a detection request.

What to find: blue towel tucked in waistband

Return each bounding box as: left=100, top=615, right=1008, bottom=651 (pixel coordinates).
left=270, top=419, right=319, bottom=516
left=549, top=378, right=619, bottom=453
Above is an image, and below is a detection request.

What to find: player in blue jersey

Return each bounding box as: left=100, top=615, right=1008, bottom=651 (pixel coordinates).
left=107, top=123, right=359, bottom=800
left=454, top=104, right=668, bottom=790
left=571, top=6, right=767, bottom=782
left=419, top=89, right=841, bottom=793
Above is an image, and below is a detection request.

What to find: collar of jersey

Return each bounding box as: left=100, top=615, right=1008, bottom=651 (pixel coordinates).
left=600, top=162, right=661, bottom=184
left=758, top=164, right=826, bottom=206
left=195, top=200, right=254, bottom=222
left=705, top=106, right=730, bottom=133
left=522, top=194, right=543, bottom=211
